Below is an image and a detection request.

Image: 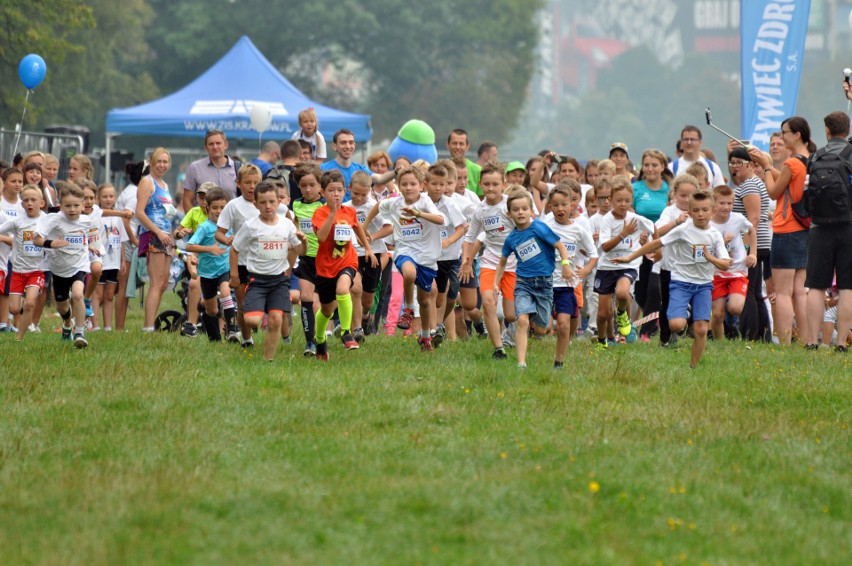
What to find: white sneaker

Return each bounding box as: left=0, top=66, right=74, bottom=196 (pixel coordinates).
left=27, top=323, right=41, bottom=333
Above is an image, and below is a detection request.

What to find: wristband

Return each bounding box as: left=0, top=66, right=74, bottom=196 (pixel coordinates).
left=561, top=259, right=570, bottom=266
left=763, top=168, right=771, bottom=173
left=42, top=239, right=53, bottom=249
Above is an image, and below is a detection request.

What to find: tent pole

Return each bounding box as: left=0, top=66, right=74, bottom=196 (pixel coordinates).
left=104, top=134, right=112, bottom=185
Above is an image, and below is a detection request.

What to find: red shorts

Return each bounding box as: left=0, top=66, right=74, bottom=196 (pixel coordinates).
left=712, top=275, right=748, bottom=301
left=574, top=281, right=584, bottom=309
left=480, top=268, right=516, bottom=301
left=10, top=271, right=46, bottom=295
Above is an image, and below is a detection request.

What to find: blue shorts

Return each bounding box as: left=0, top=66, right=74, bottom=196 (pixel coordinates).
left=667, top=280, right=712, bottom=322
left=394, top=255, right=437, bottom=292
left=771, top=230, right=808, bottom=269
left=553, top=287, right=579, bottom=318
left=290, top=272, right=300, bottom=292
left=514, top=275, right=553, bottom=328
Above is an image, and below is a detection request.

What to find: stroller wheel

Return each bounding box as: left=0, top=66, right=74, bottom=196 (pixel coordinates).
left=154, top=310, right=183, bottom=332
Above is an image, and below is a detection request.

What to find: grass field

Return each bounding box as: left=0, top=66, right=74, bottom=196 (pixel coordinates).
left=1, top=295, right=850, bottom=565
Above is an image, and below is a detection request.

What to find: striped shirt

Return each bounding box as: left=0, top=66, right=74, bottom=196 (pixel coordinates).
left=734, top=177, right=771, bottom=251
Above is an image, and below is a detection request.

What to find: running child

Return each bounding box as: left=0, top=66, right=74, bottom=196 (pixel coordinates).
left=187, top=187, right=238, bottom=342
left=425, top=164, right=466, bottom=346
left=594, top=176, right=655, bottom=348
left=216, top=164, right=262, bottom=346
left=614, top=190, right=731, bottom=368
left=0, top=185, right=46, bottom=341
left=344, top=170, right=388, bottom=344
left=710, top=184, right=756, bottom=340
left=77, top=180, right=104, bottom=327
left=312, top=170, right=376, bottom=360
left=231, top=182, right=304, bottom=361
left=94, top=183, right=129, bottom=331
left=34, top=183, right=96, bottom=348
left=291, top=162, right=325, bottom=355
left=369, top=165, right=446, bottom=352
left=495, top=187, right=573, bottom=368
left=461, top=163, right=516, bottom=358
left=175, top=181, right=216, bottom=336
left=544, top=181, right=598, bottom=367
left=654, top=174, right=698, bottom=346
left=1, top=167, right=24, bottom=332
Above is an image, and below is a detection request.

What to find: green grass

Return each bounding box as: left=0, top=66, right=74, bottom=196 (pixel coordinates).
left=1, top=297, right=850, bottom=565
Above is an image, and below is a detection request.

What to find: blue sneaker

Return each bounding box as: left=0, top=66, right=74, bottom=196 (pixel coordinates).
left=61, top=323, right=73, bottom=341
left=625, top=327, right=638, bottom=344
left=84, top=298, right=94, bottom=317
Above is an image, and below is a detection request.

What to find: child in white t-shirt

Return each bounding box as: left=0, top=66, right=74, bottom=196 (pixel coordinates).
left=290, top=108, right=327, bottom=161
left=231, top=182, right=304, bottom=361
left=0, top=185, right=46, bottom=341
left=35, top=183, right=95, bottom=348
left=368, top=165, right=445, bottom=352
left=594, top=177, right=655, bottom=348
left=615, top=190, right=731, bottom=368
left=710, top=184, right=756, bottom=340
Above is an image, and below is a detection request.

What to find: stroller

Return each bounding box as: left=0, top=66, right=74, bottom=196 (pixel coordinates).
left=153, top=250, right=203, bottom=333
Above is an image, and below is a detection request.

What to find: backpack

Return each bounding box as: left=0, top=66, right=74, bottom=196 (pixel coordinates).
left=784, top=154, right=811, bottom=229
left=804, top=144, right=852, bottom=226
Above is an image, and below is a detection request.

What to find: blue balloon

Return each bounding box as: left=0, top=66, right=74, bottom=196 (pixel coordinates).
left=387, top=136, right=437, bottom=165
left=18, top=54, right=47, bottom=89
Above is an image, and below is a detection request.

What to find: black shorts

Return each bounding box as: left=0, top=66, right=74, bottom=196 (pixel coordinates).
left=201, top=271, right=230, bottom=300
left=594, top=268, right=638, bottom=295
left=315, top=267, right=357, bottom=305
left=99, top=269, right=119, bottom=285
left=53, top=271, right=88, bottom=303
left=806, top=223, right=852, bottom=289
left=294, top=255, right=317, bottom=285
left=238, top=264, right=249, bottom=286
left=436, top=259, right=461, bottom=299
left=358, top=256, right=382, bottom=294
left=3, top=260, right=11, bottom=295
left=243, top=272, right=291, bottom=316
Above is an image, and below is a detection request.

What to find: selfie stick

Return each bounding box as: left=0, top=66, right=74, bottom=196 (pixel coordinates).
left=704, top=108, right=749, bottom=149
left=844, top=68, right=852, bottom=114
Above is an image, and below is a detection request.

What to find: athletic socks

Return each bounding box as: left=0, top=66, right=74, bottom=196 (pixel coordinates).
left=336, top=293, right=353, bottom=333
left=315, top=309, right=331, bottom=344
left=301, top=302, right=315, bottom=343
left=203, top=312, right=221, bottom=341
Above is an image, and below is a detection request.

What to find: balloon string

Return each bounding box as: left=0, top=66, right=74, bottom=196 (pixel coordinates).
left=11, top=89, right=32, bottom=160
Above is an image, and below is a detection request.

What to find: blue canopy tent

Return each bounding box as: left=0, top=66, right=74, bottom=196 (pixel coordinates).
left=104, top=35, right=371, bottom=172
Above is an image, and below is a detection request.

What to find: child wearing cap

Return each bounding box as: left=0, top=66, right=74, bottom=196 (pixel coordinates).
left=609, top=143, right=633, bottom=180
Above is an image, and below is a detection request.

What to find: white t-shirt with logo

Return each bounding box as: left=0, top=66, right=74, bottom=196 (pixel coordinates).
left=710, top=212, right=752, bottom=278
left=434, top=195, right=467, bottom=262
left=0, top=212, right=48, bottom=273
left=544, top=215, right=598, bottom=288
left=378, top=194, right=445, bottom=270
left=37, top=212, right=93, bottom=277
left=463, top=195, right=517, bottom=272
left=660, top=222, right=729, bottom=284
left=597, top=211, right=655, bottom=271
left=344, top=197, right=389, bottom=256
left=0, top=198, right=23, bottom=268
left=218, top=196, right=260, bottom=266
left=232, top=215, right=301, bottom=276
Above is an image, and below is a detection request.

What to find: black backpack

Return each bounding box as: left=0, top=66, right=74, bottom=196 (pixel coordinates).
left=804, top=144, right=852, bottom=225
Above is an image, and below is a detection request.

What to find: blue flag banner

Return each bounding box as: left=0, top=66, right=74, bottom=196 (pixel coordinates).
left=741, top=0, right=810, bottom=151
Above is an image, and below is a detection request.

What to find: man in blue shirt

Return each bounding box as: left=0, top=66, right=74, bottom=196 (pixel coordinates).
left=321, top=129, right=397, bottom=198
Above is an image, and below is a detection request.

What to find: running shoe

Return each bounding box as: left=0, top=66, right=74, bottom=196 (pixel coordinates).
left=473, top=320, right=487, bottom=338
left=316, top=341, right=329, bottom=361
left=431, top=328, right=444, bottom=349
left=418, top=336, right=434, bottom=352
left=61, top=323, right=73, bottom=341
left=73, top=333, right=88, bottom=349
left=342, top=332, right=359, bottom=350
left=594, top=340, right=609, bottom=351
left=397, top=308, right=414, bottom=330
left=333, top=324, right=343, bottom=338
left=303, top=341, right=317, bottom=356
left=625, top=327, right=638, bottom=344
left=27, top=323, right=40, bottom=333
left=226, top=326, right=241, bottom=343
left=492, top=347, right=507, bottom=360
left=241, top=337, right=254, bottom=349
left=180, top=322, right=198, bottom=337
left=616, top=310, right=631, bottom=336
left=352, top=327, right=366, bottom=344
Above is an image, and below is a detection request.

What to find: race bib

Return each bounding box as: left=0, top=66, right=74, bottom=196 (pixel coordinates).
left=483, top=215, right=502, bottom=231
left=563, top=241, right=578, bottom=256
left=22, top=231, right=42, bottom=256
left=334, top=224, right=353, bottom=242
left=64, top=234, right=87, bottom=249
left=109, top=233, right=122, bottom=248
left=88, top=229, right=100, bottom=244
left=693, top=244, right=708, bottom=262
left=258, top=239, right=286, bottom=259
left=400, top=223, right=422, bottom=241
left=299, top=219, right=314, bottom=234
left=517, top=238, right=542, bottom=262
left=440, top=228, right=449, bottom=240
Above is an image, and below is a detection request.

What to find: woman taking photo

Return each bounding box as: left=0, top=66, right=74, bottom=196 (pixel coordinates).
left=135, top=148, right=176, bottom=332
left=750, top=117, right=814, bottom=345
